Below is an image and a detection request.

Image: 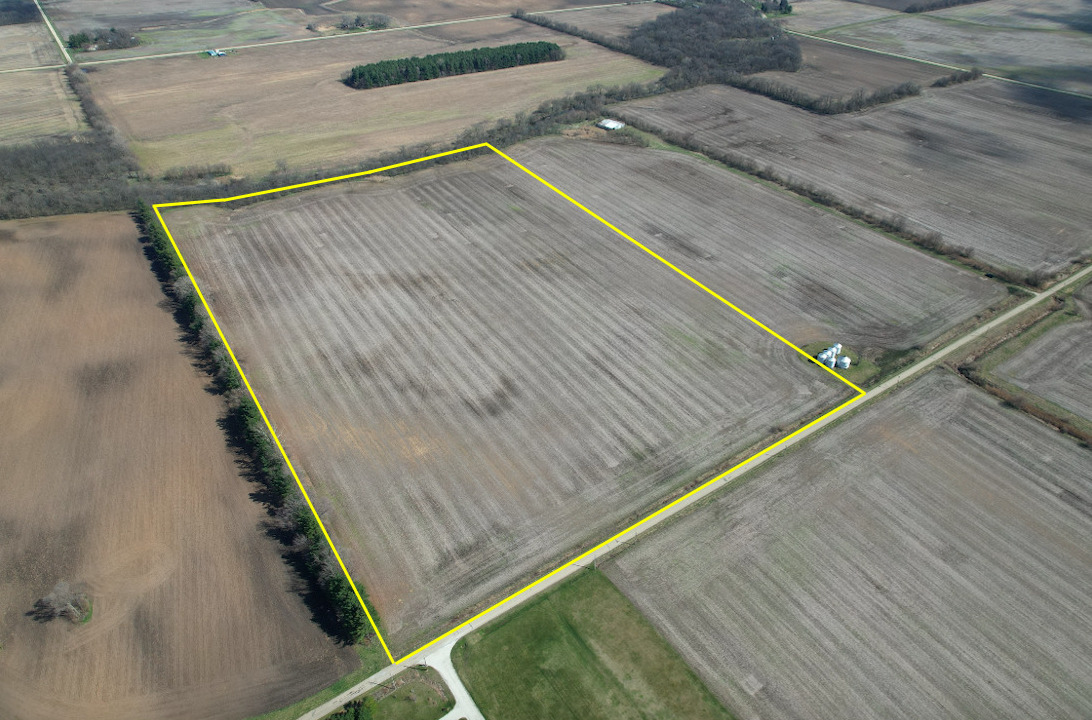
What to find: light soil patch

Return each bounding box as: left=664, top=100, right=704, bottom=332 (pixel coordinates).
left=0, top=68, right=84, bottom=144
left=45, top=0, right=311, bottom=59
left=752, top=36, right=950, bottom=96
left=781, top=0, right=900, bottom=33
left=615, top=80, right=1092, bottom=274
left=0, top=213, right=359, bottom=720
left=0, top=22, right=65, bottom=70
left=511, top=138, right=1005, bottom=355
left=161, top=145, right=850, bottom=653
left=333, top=0, right=597, bottom=27
left=995, top=284, right=1092, bottom=421
left=604, top=369, right=1092, bottom=720
left=539, top=1, right=675, bottom=40
left=85, top=18, right=662, bottom=176
left=821, top=12, right=1092, bottom=94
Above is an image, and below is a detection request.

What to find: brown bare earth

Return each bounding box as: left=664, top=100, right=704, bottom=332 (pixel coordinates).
left=615, top=80, right=1092, bottom=274
left=162, top=144, right=852, bottom=652
left=510, top=139, right=1004, bottom=353
left=604, top=369, right=1092, bottom=720
left=752, top=36, right=951, bottom=96
left=0, top=23, right=64, bottom=70
left=0, top=214, right=358, bottom=720
left=783, top=0, right=900, bottom=32
left=333, top=0, right=598, bottom=26
left=0, top=69, right=84, bottom=144
left=539, top=2, right=675, bottom=40
left=85, top=18, right=662, bottom=175
left=996, top=284, right=1092, bottom=421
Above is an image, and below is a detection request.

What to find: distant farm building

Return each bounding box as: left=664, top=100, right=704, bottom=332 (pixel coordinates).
left=206, top=49, right=227, bottom=57
left=598, top=119, right=626, bottom=130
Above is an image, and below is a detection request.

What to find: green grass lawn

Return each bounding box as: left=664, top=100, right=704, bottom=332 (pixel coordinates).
left=452, top=570, right=734, bottom=720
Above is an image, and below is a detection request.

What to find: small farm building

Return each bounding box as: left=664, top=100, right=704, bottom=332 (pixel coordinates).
left=598, top=119, right=626, bottom=130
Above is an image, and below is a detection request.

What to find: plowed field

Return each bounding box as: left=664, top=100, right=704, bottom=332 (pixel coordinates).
left=162, top=145, right=851, bottom=652
left=0, top=214, right=358, bottom=720
left=605, top=369, right=1092, bottom=720
left=996, top=283, right=1092, bottom=421
left=508, top=139, right=1004, bottom=355
left=751, top=36, right=951, bottom=96
left=0, top=69, right=84, bottom=144
left=86, top=18, right=661, bottom=175
left=614, top=80, right=1092, bottom=274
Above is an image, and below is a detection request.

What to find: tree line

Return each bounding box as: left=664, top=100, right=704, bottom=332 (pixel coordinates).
left=904, top=0, right=989, bottom=13
left=734, top=76, right=922, bottom=113
left=516, top=0, right=801, bottom=90
left=134, top=201, right=379, bottom=644
left=0, top=0, right=36, bottom=25
left=345, top=42, right=564, bottom=89
left=67, top=27, right=140, bottom=51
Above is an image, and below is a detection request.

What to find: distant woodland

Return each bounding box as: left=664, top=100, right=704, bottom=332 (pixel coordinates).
left=0, top=0, right=37, bottom=25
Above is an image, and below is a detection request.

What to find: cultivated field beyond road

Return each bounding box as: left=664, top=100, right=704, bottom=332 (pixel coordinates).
left=0, top=214, right=358, bottom=720
left=605, top=369, right=1092, bottom=720
left=162, top=144, right=851, bottom=652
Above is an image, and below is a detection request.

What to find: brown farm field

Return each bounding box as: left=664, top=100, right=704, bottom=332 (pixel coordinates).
left=331, top=0, right=599, bottom=26
left=0, top=69, right=84, bottom=144
left=44, top=0, right=311, bottom=59
left=161, top=142, right=854, bottom=653
left=615, top=80, right=1092, bottom=274
left=995, top=283, right=1092, bottom=422
left=782, top=0, right=901, bottom=33
left=85, top=18, right=662, bottom=176
left=751, top=36, right=953, bottom=96
left=820, top=11, right=1092, bottom=95
left=0, top=214, right=359, bottom=720
left=0, top=22, right=64, bottom=70
left=509, top=139, right=1005, bottom=358
left=604, top=369, right=1092, bottom=720
left=534, top=2, right=676, bottom=41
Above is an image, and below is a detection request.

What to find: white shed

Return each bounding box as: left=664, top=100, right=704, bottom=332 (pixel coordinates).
left=597, top=119, right=626, bottom=130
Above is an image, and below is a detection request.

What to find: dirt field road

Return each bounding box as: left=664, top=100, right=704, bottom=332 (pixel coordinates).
left=303, top=261, right=1092, bottom=718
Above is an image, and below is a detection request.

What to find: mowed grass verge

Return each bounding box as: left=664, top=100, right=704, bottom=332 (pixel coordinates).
left=453, top=570, right=735, bottom=720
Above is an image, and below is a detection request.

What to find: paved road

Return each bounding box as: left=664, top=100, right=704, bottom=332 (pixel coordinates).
left=33, top=0, right=71, bottom=64
left=299, top=259, right=1090, bottom=719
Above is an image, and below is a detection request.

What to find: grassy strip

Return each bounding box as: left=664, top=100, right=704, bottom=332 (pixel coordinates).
left=330, top=667, right=454, bottom=720
left=134, top=200, right=380, bottom=644
left=345, top=42, right=564, bottom=89
left=453, top=569, right=735, bottom=720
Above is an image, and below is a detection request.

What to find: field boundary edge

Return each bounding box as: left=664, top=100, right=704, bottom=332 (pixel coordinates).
left=152, top=142, right=866, bottom=666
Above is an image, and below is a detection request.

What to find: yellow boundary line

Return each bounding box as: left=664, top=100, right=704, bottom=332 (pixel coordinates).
left=153, top=142, right=866, bottom=666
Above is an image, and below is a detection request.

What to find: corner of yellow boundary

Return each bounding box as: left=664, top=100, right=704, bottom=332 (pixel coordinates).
left=153, top=141, right=866, bottom=668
